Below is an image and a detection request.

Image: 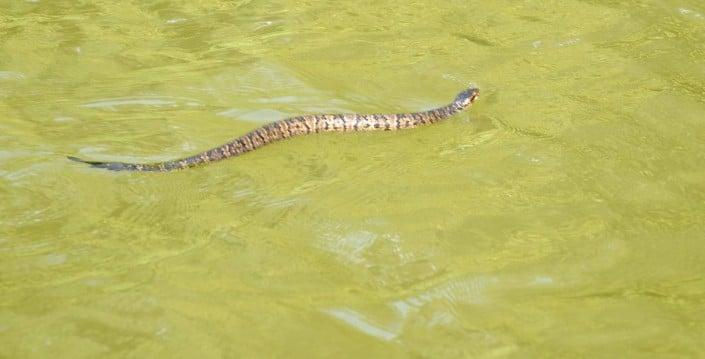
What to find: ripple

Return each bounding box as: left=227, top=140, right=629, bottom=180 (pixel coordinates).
left=165, top=18, right=188, bottom=25
left=323, top=274, right=499, bottom=342
left=0, top=71, right=25, bottom=80
left=324, top=308, right=397, bottom=341
left=80, top=96, right=203, bottom=111
left=39, top=253, right=67, bottom=267
left=217, top=108, right=289, bottom=122
left=558, top=38, right=581, bottom=47
left=391, top=274, right=499, bottom=314
left=319, top=230, right=377, bottom=265
left=678, top=7, right=704, bottom=20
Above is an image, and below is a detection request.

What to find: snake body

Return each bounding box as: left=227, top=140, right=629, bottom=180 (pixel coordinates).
left=69, top=86, right=479, bottom=171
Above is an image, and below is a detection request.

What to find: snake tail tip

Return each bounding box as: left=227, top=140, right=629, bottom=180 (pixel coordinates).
left=67, top=156, right=120, bottom=170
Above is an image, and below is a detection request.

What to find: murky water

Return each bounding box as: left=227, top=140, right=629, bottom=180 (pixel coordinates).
left=2, top=1, right=704, bottom=357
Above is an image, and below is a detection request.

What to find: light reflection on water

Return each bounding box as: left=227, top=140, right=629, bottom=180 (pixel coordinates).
left=81, top=96, right=203, bottom=110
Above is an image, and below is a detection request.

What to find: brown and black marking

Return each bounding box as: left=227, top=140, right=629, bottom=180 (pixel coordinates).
left=68, top=86, right=479, bottom=172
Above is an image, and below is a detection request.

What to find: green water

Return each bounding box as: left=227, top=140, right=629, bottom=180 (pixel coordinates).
left=2, top=0, right=704, bottom=357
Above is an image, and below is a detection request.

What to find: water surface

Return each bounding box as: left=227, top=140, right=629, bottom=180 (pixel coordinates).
left=1, top=0, right=704, bottom=357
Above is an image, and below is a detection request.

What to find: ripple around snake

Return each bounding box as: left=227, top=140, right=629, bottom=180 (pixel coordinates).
left=80, top=96, right=203, bottom=111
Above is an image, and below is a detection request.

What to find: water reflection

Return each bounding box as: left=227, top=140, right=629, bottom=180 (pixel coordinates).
left=81, top=96, right=202, bottom=110
left=324, top=308, right=397, bottom=341
left=0, top=71, right=26, bottom=80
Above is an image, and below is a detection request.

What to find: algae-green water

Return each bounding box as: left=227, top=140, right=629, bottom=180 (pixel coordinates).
left=1, top=1, right=704, bottom=357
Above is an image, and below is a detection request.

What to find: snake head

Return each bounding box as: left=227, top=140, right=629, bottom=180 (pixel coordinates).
left=454, top=86, right=480, bottom=108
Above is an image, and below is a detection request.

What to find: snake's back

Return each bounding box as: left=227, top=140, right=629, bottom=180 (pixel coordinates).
left=69, top=86, right=480, bottom=172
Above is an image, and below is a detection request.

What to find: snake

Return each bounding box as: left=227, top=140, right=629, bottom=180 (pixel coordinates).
left=68, top=86, right=479, bottom=172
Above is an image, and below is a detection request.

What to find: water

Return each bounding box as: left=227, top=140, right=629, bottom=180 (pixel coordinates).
left=1, top=1, right=704, bottom=357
